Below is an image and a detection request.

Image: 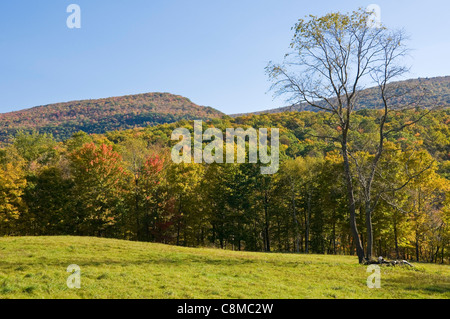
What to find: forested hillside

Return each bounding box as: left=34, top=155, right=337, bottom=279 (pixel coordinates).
left=1, top=109, right=449, bottom=263
left=0, top=93, right=224, bottom=142
left=2, top=77, right=449, bottom=144
left=232, top=76, right=450, bottom=117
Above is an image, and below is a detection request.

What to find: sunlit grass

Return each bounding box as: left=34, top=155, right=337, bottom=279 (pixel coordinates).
left=0, top=236, right=448, bottom=299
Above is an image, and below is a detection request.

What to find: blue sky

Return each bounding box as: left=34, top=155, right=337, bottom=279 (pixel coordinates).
left=0, top=0, right=449, bottom=114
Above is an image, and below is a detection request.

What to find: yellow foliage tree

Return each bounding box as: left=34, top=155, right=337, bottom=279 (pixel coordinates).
left=0, top=156, right=27, bottom=235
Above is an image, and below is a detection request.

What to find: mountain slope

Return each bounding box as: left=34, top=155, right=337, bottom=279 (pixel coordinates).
left=231, top=76, right=450, bottom=117
left=1, top=76, right=449, bottom=142
left=0, top=93, right=224, bottom=142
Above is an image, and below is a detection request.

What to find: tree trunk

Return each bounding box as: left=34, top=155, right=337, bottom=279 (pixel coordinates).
left=292, top=187, right=300, bottom=253
left=433, top=246, right=440, bottom=264
left=305, top=191, right=311, bottom=254
left=365, top=203, right=374, bottom=260
left=135, top=178, right=141, bottom=241
left=342, top=140, right=365, bottom=263
left=415, top=234, right=420, bottom=262
left=176, top=195, right=182, bottom=246
left=332, top=209, right=337, bottom=255
left=264, top=189, right=270, bottom=252
left=394, top=220, right=400, bottom=259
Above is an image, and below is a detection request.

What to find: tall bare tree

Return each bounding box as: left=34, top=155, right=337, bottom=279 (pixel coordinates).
left=267, top=9, right=430, bottom=263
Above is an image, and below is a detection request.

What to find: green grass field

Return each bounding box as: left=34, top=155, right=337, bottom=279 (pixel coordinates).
left=0, top=236, right=448, bottom=299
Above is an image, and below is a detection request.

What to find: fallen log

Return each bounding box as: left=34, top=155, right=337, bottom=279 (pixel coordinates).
left=364, top=257, right=414, bottom=267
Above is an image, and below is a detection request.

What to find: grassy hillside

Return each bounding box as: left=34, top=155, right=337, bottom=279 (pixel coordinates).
left=0, top=93, right=224, bottom=142
left=232, top=76, right=450, bottom=117
left=0, top=237, right=448, bottom=299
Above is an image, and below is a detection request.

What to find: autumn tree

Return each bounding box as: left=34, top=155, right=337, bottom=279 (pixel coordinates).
left=380, top=148, right=449, bottom=261
left=138, top=150, right=167, bottom=242
left=119, top=138, right=154, bottom=240
left=69, top=143, right=127, bottom=236
left=267, top=9, right=430, bottom=262
left=166, top=162, right=204, bottom=246
left=0, top=148, right=27, bottom=235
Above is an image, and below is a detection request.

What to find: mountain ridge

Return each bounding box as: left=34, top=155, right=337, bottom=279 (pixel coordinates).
left=1, top=76, right=449, bottom=142
left=0, top=92, right=224, bottom=142
left=230, top=76, right=450, bottom=117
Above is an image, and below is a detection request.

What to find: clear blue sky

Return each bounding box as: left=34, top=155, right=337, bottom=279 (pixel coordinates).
left=1, top=0, right=449, bottom=114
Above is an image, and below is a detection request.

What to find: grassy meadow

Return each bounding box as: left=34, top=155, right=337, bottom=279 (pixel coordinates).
left=0, top=236, right=449, bottom=299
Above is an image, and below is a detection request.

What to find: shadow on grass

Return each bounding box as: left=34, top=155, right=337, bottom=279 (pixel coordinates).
left=389, top=276, right=450, bottom=296
left=0, top=254, right=261, bottom=270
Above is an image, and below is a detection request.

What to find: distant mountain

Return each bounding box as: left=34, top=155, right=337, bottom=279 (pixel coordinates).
left=231, top=76, right=450, bottom=117
left=0, top=93, right=224, bottom=142
left=2, top=76, right=449, bottom=143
